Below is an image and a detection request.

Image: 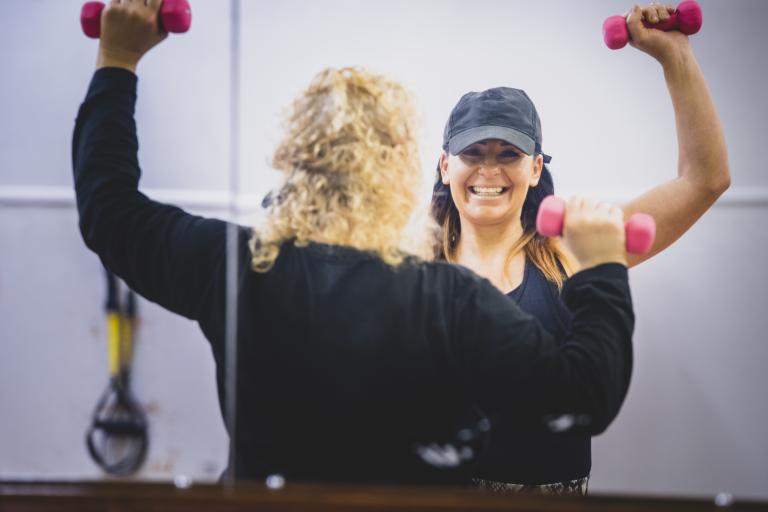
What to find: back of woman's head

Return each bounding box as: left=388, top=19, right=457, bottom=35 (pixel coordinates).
left=251, top=67, right=434, bottom=271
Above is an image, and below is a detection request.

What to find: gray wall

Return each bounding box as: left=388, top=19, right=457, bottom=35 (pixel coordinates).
left=0, top=0, right=233, bottom=481
left=1, top=0, right=766, bottom=500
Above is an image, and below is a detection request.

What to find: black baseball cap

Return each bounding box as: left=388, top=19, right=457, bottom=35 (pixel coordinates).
left=442, top=87, right=551, bottom=163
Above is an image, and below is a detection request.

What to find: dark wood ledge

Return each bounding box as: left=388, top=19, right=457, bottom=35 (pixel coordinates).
left=1, top=480, right=766, bottom=512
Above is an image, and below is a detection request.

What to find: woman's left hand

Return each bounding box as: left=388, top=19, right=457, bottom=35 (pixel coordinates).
left=626, top=3, right=691, bottom=67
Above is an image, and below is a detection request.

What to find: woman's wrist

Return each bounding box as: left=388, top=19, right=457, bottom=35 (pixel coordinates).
left=659, top=42, right=695, bottom=78
left=576, top=254, right=628, bottom=272
left=96, top=48, right=139, bottom=73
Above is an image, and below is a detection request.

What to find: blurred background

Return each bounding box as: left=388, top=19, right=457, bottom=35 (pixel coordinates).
left=0, top=0, right=766, bottom=500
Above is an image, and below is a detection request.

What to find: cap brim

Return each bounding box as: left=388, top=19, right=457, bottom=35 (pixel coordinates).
left=447, top=126, right=535, bottom=156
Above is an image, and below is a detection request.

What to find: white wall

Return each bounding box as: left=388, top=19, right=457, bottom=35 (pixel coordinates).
left=1, top=0, right=766, bottom=500
left=0, top=0, right=233, bottom=481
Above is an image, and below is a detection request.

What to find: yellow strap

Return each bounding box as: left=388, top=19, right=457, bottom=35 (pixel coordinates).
left=107, top=313, right=121, bottom=377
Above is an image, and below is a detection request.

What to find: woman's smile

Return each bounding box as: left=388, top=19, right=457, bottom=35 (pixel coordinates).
left=468, top=185, right=511, bottom=198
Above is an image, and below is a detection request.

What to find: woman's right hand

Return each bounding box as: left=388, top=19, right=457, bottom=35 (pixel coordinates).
left=626, top=3, right=692, bottom=69
left=96, top=0, right=168, bottom=72
left=562, top=197, right=628, bottom=271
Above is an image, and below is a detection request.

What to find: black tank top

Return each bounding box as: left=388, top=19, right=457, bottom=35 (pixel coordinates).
left=474, top=258, right=591, bottom=484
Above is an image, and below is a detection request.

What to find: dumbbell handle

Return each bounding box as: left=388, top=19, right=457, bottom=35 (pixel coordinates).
left=603, top=0, right=702, bottom=50
left=536, top=196, right=656, bottom=255
left=80, top=0, right=192, bottom=39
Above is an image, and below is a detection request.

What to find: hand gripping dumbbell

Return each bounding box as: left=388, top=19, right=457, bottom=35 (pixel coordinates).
left=603, top=0, right=702, bottom=50
left=80, top=0, right=192, bottom=39
left=536, top=195, right=657, bottom=255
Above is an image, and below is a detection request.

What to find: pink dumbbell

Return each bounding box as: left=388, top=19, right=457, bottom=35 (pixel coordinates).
left=80, top=0, right=192, bottom=39
left=536, top=195, right=656, bottom=255
left=603, top=0, right=702, bottom=50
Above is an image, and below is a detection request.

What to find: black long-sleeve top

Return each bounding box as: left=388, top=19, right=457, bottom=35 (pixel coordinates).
left=72, top=67, right=634, bottom=484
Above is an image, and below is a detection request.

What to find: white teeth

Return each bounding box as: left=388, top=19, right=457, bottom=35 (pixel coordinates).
left=470, top=186, right=505, bottom=196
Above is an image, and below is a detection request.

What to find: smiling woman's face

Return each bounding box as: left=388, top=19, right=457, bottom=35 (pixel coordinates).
left=440, top=139, right=543, bottom=228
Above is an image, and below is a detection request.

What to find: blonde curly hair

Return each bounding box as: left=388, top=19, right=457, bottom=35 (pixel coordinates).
left=250, top=67, right=436, bottom=272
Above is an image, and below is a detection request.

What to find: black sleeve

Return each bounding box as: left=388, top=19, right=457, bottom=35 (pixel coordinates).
left=456, top=264, right=634, bottom=435
left=72, top=67, right=235, bottom=321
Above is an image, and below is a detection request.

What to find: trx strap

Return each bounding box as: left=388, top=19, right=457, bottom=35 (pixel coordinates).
left=85, top=269, right=148, bottom=475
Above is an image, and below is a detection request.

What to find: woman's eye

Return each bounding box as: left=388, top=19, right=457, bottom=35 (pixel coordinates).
left=499, top=152, right=520, bottom=159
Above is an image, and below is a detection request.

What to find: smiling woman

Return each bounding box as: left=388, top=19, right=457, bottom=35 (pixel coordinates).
left=430, top=2, right=731, bottom=496
left=433, top=87, right=575, bottom=294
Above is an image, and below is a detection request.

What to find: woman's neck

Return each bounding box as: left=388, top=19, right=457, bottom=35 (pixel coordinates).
left=454, top=217, right=527, bottom=292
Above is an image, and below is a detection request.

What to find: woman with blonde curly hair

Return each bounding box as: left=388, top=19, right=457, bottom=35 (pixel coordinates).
left=73, top=1, right=635, bottom=484
left=251, top=67, right=434, bottom=271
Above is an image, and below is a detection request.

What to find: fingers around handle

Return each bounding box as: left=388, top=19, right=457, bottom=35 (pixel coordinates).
left=602, top=0, right=702, bottom=49
left=80, top=0, right=192, bottom=38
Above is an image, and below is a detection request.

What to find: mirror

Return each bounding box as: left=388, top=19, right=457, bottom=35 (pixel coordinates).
left=0, top=0, right=765, bottom=502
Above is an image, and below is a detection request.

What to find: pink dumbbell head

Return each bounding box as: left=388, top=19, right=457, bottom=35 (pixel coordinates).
left=603, top=0, right=702, bottom=50
left=80, top=0, right=192, bottom=39
left=536, top=195, right=656, bottom=255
